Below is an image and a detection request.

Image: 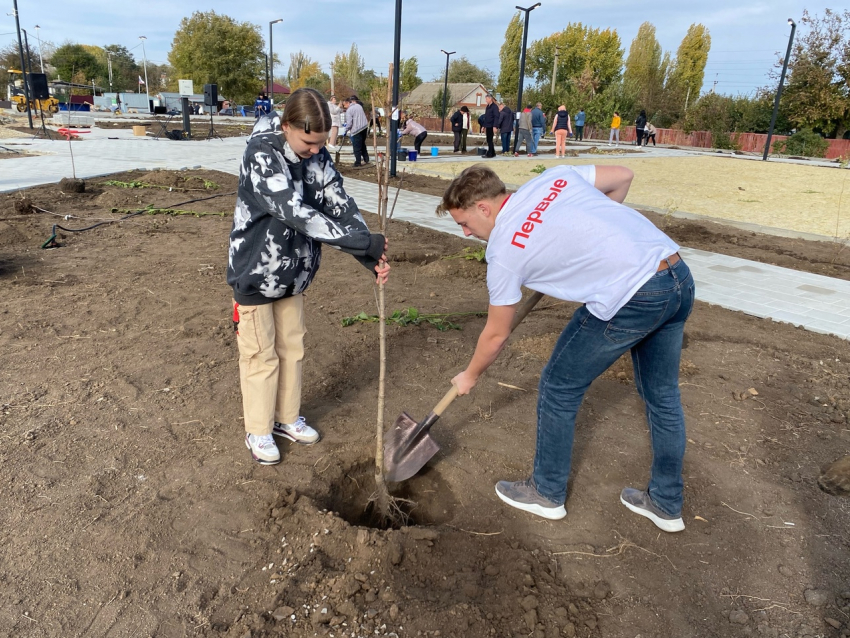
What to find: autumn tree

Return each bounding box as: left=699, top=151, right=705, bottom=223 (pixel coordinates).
left=666, top=24, right=711, bottom=112
left=0, top=42, right=38, bottom=93
left=446, top=56, right=494, bottom=86
left=333, top=44, right=366, bottom=95
left=51, top=43, right=105, bottom=85
left=782, top=9, right=850, bottom=138
left=497, top=13, right=523, bottom=104
left=622, top=22, right=668, bottom=118
left=168, top=11, right=265, bottom=104
left=399, top=57, right=421, bottom=92
left=102, top=44, right=141, bottom=92
left=287, top=51, right=326, bottom=90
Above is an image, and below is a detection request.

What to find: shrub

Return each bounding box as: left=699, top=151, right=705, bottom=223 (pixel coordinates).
left=774, top=128, right=830, bottom=158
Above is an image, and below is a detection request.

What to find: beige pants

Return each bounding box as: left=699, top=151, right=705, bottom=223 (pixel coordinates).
left=234, top=295, right=305, bottom=435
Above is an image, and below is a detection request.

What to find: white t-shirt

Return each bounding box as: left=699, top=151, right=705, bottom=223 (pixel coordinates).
left=486, top=165, right=679, bottom=321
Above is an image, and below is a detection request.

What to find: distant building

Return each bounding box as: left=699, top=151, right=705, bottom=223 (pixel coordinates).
left=403, top=82, right=491, bottom=117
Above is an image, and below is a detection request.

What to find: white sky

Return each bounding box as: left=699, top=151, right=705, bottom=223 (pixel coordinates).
left=1, top=0, right=831, bottom=96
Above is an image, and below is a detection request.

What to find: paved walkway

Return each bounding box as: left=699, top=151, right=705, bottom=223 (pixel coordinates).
left=1, top=130, right=848, bottom=340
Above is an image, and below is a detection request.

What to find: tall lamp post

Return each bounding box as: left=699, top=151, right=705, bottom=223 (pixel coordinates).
left=513, top=3, right=540, bottom=152
left=763, top=18, right=796, bottom=161
left=440, top=49, right=455, bottom=132
left=269, top=19, right=283, bottom=108
left=263, top=53, right=269, bottom=97
left=139, top=36, right=150, bottom=113
left=34, top=24, right=44, bottom=72
left=390, top=0, right=402, bottom=177
left=107, top=51, right=113, bottom=93
left=11, top=0, right=33, bottom=127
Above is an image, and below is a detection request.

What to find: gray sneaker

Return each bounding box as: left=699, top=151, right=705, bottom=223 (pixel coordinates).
left=620, top=488, right=684, bottom=532
left=495, top=479, right=567, bottom=520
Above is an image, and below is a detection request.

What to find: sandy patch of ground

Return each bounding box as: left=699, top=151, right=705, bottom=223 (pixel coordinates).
left=408, top=155, right=850, bottom=239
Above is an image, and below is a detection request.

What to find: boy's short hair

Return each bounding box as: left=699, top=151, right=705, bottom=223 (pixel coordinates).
left=436, top=164, right=507, bottom=217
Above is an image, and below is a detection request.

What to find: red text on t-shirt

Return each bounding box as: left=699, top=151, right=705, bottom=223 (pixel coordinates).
left=510, top=179, right=568, bottom=249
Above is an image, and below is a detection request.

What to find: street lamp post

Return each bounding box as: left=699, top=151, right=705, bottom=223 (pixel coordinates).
left=763, top=18, right=796, bottom=161
left=269, top=19, right=283, bottom=108
left=107, top=52, right=113, bottom=93
left=390, top=0, right=402, bottom=177
left=21, top=29, right=33, bottom=75
left=513, top=3, right=540, bottom=152
left=139, top=36, right=150, bottom=113
left=440, top=49, right=455, bottom=132
left=11, top=0, right=32, bottom=127
left=34, top=24, right=44, bottom=73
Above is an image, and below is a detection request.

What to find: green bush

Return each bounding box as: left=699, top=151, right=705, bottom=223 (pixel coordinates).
left=774, top=128, right=830, bottom=158
left=711, top=128, right=740, bottom=151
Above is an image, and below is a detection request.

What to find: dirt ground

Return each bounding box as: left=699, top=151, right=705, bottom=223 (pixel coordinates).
left=407, top=155, right=850, bottom=239
left=1, top=169, right=850, bottom=638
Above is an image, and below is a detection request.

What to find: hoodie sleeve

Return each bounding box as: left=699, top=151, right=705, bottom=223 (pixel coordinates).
left=247, top=143, right=384, bottom=271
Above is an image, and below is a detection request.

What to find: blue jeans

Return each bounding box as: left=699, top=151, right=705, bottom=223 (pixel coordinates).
left=500, top=131, right=511, bottom=153
left=532, top=258, right=695, bottom=516
left=531, top=127, right=544, bottom=153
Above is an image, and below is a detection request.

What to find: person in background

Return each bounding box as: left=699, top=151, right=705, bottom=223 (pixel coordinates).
left=608, top=111, right=621, bottom=146
left=644, top=121, right=657, bottom=147
left=459, top=106, right=470, bottom=153
left=450, top=107, right=464, bottom=153
left=635, top=109, right=647, bottom=146
left=575, top=109, right=586, bottom=142
left=551, top=105, right=572, bottom=158
left=514, top=105, right=534, bottom=156
left=498, top=102, right=514, bottom=155
left=227, top=87, right=390, bottom=466
left=327, top=95, right=342, bottom=150
left=530, top=102, right=546, bottom=155
left=483, top=94, right=500, bottom=158
left=399, top=112, right=428, bottom=155
left=342, top=96, right=369, bottom=167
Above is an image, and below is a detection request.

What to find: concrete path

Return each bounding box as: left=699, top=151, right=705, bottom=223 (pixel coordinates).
left=2, top=130, right=848, bottom=340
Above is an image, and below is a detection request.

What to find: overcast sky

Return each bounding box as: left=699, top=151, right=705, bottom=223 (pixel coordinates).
left=2, top=0, right=832, bottom=97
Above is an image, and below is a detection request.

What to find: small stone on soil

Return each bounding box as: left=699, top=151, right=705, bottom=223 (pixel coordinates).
left=729, top=610, right=750, bottom=624
left=804, top=589, right=830, bottom=606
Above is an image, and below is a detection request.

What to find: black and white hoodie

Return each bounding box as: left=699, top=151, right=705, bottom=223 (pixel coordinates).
left=227, top=115, right=384, bottom=305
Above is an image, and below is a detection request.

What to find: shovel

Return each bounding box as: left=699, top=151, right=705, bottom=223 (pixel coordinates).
left=384, top=291, right=545, bottom=482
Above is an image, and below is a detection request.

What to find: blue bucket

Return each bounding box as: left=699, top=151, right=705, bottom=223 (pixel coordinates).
left=408, top=150, right=418, bottom=162
left=431, top=146, right=439, bottom=157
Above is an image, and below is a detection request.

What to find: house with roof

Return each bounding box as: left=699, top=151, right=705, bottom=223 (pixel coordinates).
left=403, top=82, right=492, bottom=117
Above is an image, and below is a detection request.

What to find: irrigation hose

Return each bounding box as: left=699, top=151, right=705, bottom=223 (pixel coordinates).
left=41, top=190, right=236, bottom=249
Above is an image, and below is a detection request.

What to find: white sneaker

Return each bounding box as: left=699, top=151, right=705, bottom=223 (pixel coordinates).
left=245, top=433, right=281, bottom=465
left=273, top=416, right=320, bottom=445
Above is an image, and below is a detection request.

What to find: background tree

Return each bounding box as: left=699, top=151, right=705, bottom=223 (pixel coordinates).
left=497, top=13, right=523, bottom=102
left=0, top=42, right=38, bottom=95
left=333, top=44, right=366, bottom=95
left=782, top=9, right=850, bottom=138
left=102, top=44, right=141, bottom=92
left=431, top=86, right=453, bottom=118
left=622, top=22, right=667, bottom=119
left=399, top=57, right=421, bottom=92
left=287, top=51, right=327, bottom=90
left=168, top=11, right=265, bottom=104
left=666, top=24, right=711, bottom=115
left=446, top=56, right=494, bottom=86
left=51, top=43, right=105, bottom=85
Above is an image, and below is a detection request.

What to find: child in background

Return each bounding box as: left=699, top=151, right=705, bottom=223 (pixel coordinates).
left=608, top=111, right=621, bottom=146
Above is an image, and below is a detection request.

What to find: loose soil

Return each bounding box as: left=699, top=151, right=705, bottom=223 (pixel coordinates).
left=1, top=169, right=849, bottom=638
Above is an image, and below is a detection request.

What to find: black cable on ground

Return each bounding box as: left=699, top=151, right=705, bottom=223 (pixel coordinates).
left=41, top=190, right=236, bottom=249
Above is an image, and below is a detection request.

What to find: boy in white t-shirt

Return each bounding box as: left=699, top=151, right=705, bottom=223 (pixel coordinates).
left=437, top=164, right=695, bottom=533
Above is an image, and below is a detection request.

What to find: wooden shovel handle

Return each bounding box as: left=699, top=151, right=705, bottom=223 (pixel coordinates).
left=437, top=291, right=545, bottom=417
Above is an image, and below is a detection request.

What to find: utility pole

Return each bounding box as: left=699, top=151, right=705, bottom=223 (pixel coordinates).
left=551, top=45, right=560, bottom=95
left=330, top=62, right=335, bottom=95
left=763, top=19, right=797, bottom=161
left=684, top=86, right=690, bottom=111
left=440, top=49, right=455, bottom=132
left=107, top=52, right=113, bottom=93
left=269, top=19, right=283, bottom=109
left=712, top=73, right=718, bottom=93
left=13, top=0, right=34, bottom=129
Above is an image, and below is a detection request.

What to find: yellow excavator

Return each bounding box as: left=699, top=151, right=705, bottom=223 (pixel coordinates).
left=7, top=69, right=59, bottom=113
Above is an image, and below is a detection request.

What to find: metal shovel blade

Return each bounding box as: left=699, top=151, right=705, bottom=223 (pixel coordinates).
left=384, top=411, right=441, bottom=482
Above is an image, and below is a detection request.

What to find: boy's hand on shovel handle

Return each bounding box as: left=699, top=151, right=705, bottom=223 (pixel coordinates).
left=451, top=370, right=478, bottom=395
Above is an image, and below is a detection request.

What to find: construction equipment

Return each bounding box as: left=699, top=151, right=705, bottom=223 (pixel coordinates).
left=384, top=291, right=545, bottom=482
left=7, top=70, right=59, bottom=114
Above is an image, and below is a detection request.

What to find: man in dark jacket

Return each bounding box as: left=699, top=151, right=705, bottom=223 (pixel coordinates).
left=498, top=103, right=514, bottom=154
left=530, top=102, right=546, bottom=155
left=483, top=94, right=499, bottom=158
left=450, top=108, right=463, bottom=152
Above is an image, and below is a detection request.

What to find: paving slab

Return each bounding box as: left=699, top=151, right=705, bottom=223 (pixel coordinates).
left=1, top=134, right=847, bottom=340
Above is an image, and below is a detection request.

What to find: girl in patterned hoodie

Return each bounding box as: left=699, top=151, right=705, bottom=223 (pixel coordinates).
left=228, top=87, right=390, bottom=465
